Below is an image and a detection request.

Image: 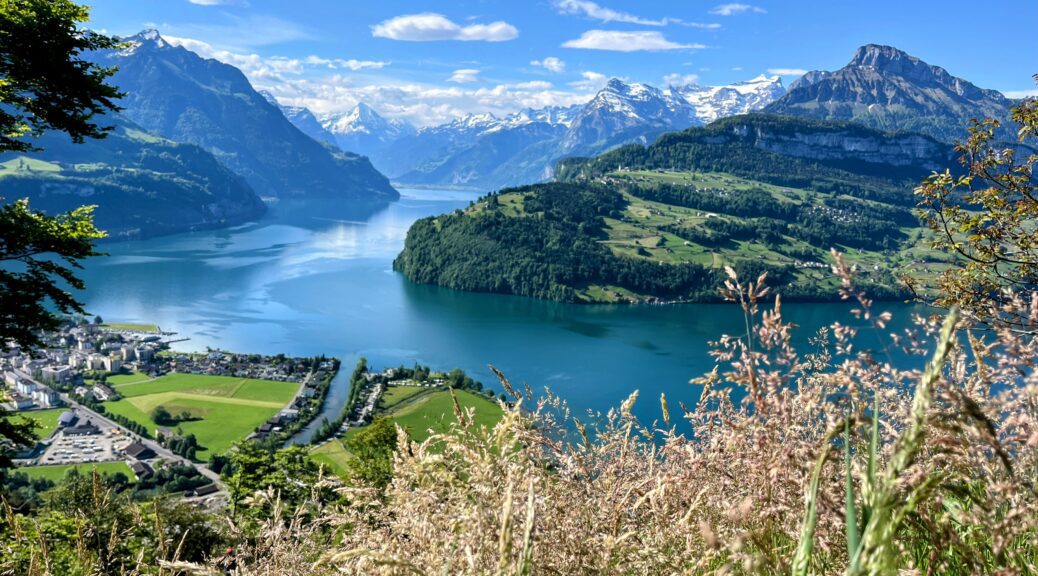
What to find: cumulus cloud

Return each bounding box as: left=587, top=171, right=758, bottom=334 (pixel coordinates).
left=709, top=3, right=766, bottom=16
left=267, top=75, right=594, bottom=127
left=563, top=30, right=704, bottom=52
left=165, top=36, right=387, bottom=81
left=530, top=56, right=566, bottom=73
left=371, top=13, right=518, bottom=42
left=768, top=67, right=808, bottom=76
left=569, top=71, right=609, bottom=91
left=448, top=69, right=480, bottom=83
left=663, top=73, right=700, bottom=86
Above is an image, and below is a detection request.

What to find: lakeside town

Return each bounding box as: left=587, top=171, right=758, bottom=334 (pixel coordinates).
left=1, top=318, right=338, bottom=503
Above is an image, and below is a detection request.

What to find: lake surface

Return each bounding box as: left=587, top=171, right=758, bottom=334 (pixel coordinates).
left=78, top=189, right=919, bottom=439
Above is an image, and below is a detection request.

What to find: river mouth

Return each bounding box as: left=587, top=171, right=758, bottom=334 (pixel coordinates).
left=77, top=189, right=920, bottom=431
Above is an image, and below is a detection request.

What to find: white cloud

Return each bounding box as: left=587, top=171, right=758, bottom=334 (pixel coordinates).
left=552, top=1, right=721, bottom=29
left=530, top=56, right=566, bottom=73
left=563, top=30, right=704, bottom=52
left=1004, top=89, right=1038, bottom=99
left=512, top=80, right=553, bottom=90
left=768, top=67, right=808, bottom=76
left=553, top=0, right=665, bottom=26
left=681, top=21, right=722, bottom=29
left=569, top=71, right=609, bottom=91
left=165, top=36, right=387, bottom=82
left=187, top=0, right=248, bottom=5
left=663, top=73, right=699, bottom=86
left=709, top=3, right=766, bottom=16
left=267, top=76, right=594, bottom=127
left=371, top=13, right=518, bottom=42
left=303, top=55, right=389, bottom=71
left=448, top=69, right=480, bottom=83
left=731, top=66, right=744, bottom=71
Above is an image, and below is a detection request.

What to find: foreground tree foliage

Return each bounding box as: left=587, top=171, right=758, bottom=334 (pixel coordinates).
left=0, top=0, right=117, bottom=469
left=0, top=0, right=122, bottom=152
left=916, top=80, right=1038, bottom=330
left=1, top=470, right=229, bottom=575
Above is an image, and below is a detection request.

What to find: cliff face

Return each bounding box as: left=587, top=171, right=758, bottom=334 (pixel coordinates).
left=728, top=123, right=947, bottom=169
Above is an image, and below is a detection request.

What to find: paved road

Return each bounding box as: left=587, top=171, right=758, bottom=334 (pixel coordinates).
left=15, top=369, right=224, bottom=489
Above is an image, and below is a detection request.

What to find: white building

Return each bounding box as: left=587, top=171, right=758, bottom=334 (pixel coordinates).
left=32, top=387, right=60, bottom=408
left=16, top=379, right=36, bottom=396
left=88, top=354, right=106, bottom=371
left=3, top=371, right=21, bottom=387
left=2, top=396, right=34, bottom=411
left=42, top=366, right=72, bottom=383
left=68, top=352, right=87, bottom=369
left=103, top=356, right=122, bottom=373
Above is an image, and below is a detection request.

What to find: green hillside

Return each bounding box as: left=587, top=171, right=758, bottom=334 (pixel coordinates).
left=395, top=116, right=953, bottom=303
left=0, top=116, right=266, bottom=239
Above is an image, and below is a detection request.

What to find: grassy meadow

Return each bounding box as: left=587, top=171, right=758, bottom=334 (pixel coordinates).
left=309, top=439, right=352, bottom=478
left=104, top=373, right=299, bottom=460
left=18, top=408, right=67, bottom=439
left=20, top=461, right=135, bottom=483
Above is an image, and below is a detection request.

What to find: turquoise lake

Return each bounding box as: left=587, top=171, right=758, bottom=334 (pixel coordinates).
left=77, top=189, right=918, bottom=437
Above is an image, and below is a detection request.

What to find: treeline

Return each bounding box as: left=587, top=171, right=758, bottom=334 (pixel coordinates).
left=157, top=431, right=200, bottom=460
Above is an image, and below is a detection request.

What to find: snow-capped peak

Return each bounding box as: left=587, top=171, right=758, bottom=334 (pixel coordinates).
left=320, top=103, right=415, bottom=143
left=674, top=74, right=786, bottom=123
left=120, top=29, right=170, bottom=54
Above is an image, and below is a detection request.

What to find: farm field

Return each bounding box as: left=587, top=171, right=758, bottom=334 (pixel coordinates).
left=20, top=461, right=135, bottom=483
left=385, top=389, right=503, bottom=444
left=379, top=385, right=429, bottom=410
left=309, top=439, right=352, bottom=478
left=18, top=408, right=67, bottom=439
left=103, top=373, right=299, bottom=460
left=107, top=372, right=154, bottom=386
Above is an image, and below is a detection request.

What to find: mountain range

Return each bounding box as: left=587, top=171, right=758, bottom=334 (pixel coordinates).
left=273, top=43, right=1016, bottom=192
left=5, top=34, right=1021, bottom=241
left=94, top=30, right=397, bottom=201
left=273, top=75, right=787, bottom=191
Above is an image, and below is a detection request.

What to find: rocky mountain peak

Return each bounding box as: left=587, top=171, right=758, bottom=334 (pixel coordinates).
left=124, top=29, right=172, bottom=52
left=764, top=44, right=1011, bottom=142
left=849, top=44, right=915, bottom=69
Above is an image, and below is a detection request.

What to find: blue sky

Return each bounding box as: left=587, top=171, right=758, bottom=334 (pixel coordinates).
left=87, top=0, right=1037, bottom=126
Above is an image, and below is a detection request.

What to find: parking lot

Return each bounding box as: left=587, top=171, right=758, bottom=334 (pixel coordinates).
left=38, top=427, right=133, bottom=466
